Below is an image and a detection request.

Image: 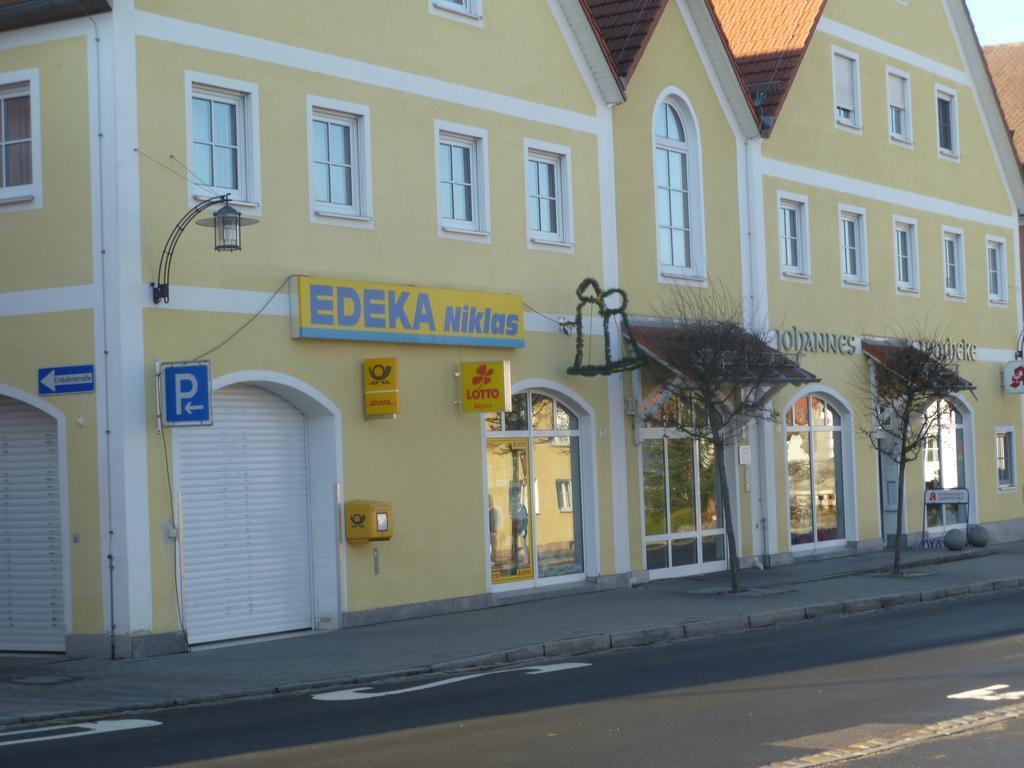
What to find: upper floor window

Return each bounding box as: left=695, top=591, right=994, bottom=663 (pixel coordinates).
left=887, top=69, right=911, bottom=143
left=0, top=69, right=40, bottom=209
left=525, top=140, right=573, bottom=249
left=308, top=97, right=372, bottom=226
left=942, top=228, right=964, bottom=298
left=436, top=121, right=490, bottom=241
left=778, top=192, right=810, bottom=278
left=987, top=238, right=1007, bottom=303
left=894, top=218, right=918, bottom=292
left=187, top=73, right=261, bottom=206
left=431, top=0, right=482, bottom=23
left=832, top=49, right=861, bottom=129
left=936, top=88, right=958, bottom=157
left=653, top=96, right=704, bottom=280
left=839, top=207, right=867, bottom=284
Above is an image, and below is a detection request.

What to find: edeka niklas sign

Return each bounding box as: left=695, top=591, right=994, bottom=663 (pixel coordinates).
left=290, top=276, right=524, bottom=348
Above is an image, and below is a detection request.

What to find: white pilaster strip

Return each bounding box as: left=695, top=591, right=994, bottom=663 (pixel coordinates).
left=0, top=285, right=95, bottom=317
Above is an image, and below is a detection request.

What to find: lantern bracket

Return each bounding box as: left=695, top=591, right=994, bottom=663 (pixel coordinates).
left=151, top=194, right=251, bottom=304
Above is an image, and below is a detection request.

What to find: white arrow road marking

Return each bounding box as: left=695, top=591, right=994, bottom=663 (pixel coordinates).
left=0, top=719, right=161, bottom=747
left=314, top=662, right=592, bottom=701
left=948, top=684, right=1024, bottom=702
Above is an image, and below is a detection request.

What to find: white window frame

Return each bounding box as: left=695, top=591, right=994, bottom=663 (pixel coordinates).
left=941, top=226, right=966, bottom=300
left=306, top=95, right=372, bottom=229
left=995, top=428, right=1016, bottom=491
left=435, top=120, right=490, bottom=243
left=652, top=89, right=707, bottom=286
left=885, top=66, right=913, bottom=146
left=185, top=71, right=261, bottom=212
left=777, top=191, right=811, bottom=281
left=935, top=85, right=959, bottom=160
left=832, top=46, right=862, bottom=133
left=892, top=215, right=919, bottom=294
left=838, top=205, right=868, bottom=287
left=523, top=139, right=574, bottom=251
left=0, top=68, right=41, bottom=211
left=986, top=236, right=1008, bottom=305
left=429, top=0, right=483, bottom=26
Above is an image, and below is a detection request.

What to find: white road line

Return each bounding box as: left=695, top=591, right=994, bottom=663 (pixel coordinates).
left=948, top=683, right=1024, bottom=702
left=314, top=662, right=593, bottom=701
left=0, top=719, right=161, bottom=747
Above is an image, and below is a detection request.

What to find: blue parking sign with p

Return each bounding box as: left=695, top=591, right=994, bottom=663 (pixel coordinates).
left=162, top=361, right=212, bottom=427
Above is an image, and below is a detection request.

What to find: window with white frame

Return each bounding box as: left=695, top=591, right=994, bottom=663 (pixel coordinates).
left=188, top=74, right=259, bottom=204
left=432, top=0, right=480, bottom=19
left=308, top=99, right=371, bottom=223
left=937, top=88, right=958, bottom=156
left=839, top=208, right=867, bottom=283
left=525, top=142, right=572, bottom=246
left=887, top=70, right=911, bottom=142
left=0, top=69, right=40, bottom=207
left=778, top=195, right=809, bottom=276
left=987, top=238, right=1007, bottom=302
left=894, top=218, right=918, bottom=291
left=996, top=429, right=1016, bottom=488
left=436, top=124, right=488, bottom=236
left=833, top=50, right=860, bottom=128
left=653, top=98, right=703, bottom=278
left=943, top=229, right=964, bottom=297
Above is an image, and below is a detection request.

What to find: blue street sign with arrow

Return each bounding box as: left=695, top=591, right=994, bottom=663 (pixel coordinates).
left=38, top=365, right=95, bottom=396
left=161, top=361, right=212, bottom=427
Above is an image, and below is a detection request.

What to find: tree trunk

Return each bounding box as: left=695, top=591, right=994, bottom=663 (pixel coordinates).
left=714, top=436, right=741, bottom=593
left=893, top=455, right=907, bottom=576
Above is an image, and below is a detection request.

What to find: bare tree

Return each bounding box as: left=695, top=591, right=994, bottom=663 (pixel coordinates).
left=858, top=329, right=974, bottom=576
left=636, top=285, right=813, bottom=592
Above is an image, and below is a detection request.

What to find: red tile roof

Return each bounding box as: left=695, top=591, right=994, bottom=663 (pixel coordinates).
left=581, top=0, right=669, bottom=83
left=984, top=42, right=1024, bottom=168
left=705, top=0, right=826, bottom=133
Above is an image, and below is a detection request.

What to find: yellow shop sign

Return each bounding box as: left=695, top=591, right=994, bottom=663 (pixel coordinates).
left=290, top=276, right=524, bottom=348
left=461, top=361, right=512, bottom=413
left=363, top=358, right=399, bottom=417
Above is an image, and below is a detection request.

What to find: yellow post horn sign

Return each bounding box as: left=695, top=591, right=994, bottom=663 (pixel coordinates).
left=461, top=361, right=512, bottom=413
left=363, top=357, right=399, bottom=418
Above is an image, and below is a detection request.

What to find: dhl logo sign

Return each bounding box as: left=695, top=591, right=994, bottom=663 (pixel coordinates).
left=364, top=358, right=400, bottom=418
left=291, top=276, right=524, bottom=348
left=461, top=361, right=511, bottom=413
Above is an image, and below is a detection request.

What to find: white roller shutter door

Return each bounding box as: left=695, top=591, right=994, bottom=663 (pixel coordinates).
left=176, top=385, right=313, bottom=645
left=0, top=396, right=65, bottom=652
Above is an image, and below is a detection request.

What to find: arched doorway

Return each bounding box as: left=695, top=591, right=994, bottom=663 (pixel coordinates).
left=784, top=393, right=852, bottom=549
left=484, top=389, right=588, bottom=588
left=174, top=383, right=323, bottom=644
left=0, top=393, right=67, bottom=651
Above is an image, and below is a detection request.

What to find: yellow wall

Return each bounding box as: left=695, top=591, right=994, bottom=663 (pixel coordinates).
left=134, top=0, right=596, bottom=116
left=0, top=311, right=103, bottom=633
left=0, top=37, right=93, bottom=291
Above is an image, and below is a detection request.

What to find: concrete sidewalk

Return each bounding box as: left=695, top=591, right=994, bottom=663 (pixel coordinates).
left=2, top=542, right=1022, bottom=727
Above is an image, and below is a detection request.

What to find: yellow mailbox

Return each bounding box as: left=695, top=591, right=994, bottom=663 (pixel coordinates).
left=345, top=500, right=393, bottom=543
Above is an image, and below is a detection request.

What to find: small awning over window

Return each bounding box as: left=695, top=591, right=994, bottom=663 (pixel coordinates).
left=628, top=323, right=819, bottom=386
left=861, top=338, right=975, bottom=392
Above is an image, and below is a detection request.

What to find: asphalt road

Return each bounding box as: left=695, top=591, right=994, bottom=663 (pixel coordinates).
left=3, top=590, right=1023, bottom=767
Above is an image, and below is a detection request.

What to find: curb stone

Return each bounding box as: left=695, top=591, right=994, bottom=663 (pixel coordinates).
left=3, top=583, right=1023, bottom=731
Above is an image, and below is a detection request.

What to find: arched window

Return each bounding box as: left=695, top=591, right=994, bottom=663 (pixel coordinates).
left=786, top=395, right=846, bottom=546
left=653, top=97, right=702, bottom=278
left=923, top=399, right=966, bottom=528
left=485, top=391, right=584, bottom=585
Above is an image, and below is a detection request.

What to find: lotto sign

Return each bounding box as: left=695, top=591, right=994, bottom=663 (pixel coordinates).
left=363, top=357, right=400, bottom=417
left=461, top=361, right=511, bottom=413
left=1002, top=361, right=1024, bottom=394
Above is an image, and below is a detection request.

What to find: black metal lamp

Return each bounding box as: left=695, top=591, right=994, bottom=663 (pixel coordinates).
left=151, top=195, right=257, bottom=304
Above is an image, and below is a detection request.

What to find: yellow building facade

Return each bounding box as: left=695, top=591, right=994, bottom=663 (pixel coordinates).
left=0, top=0, right=1021, bottom=657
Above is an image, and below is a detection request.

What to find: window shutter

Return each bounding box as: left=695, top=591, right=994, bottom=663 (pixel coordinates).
left=887, top=73, right=906, bottom=110
left=834, top=54, right=856, bottom=117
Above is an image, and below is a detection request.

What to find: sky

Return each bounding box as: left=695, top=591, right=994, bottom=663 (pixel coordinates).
left=965, top=0, right=1024, bottom=46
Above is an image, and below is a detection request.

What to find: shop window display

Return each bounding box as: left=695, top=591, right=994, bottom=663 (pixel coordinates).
left=485, top=392, right=583, bottom=584
left=923, top=399, right=966, bottom=528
